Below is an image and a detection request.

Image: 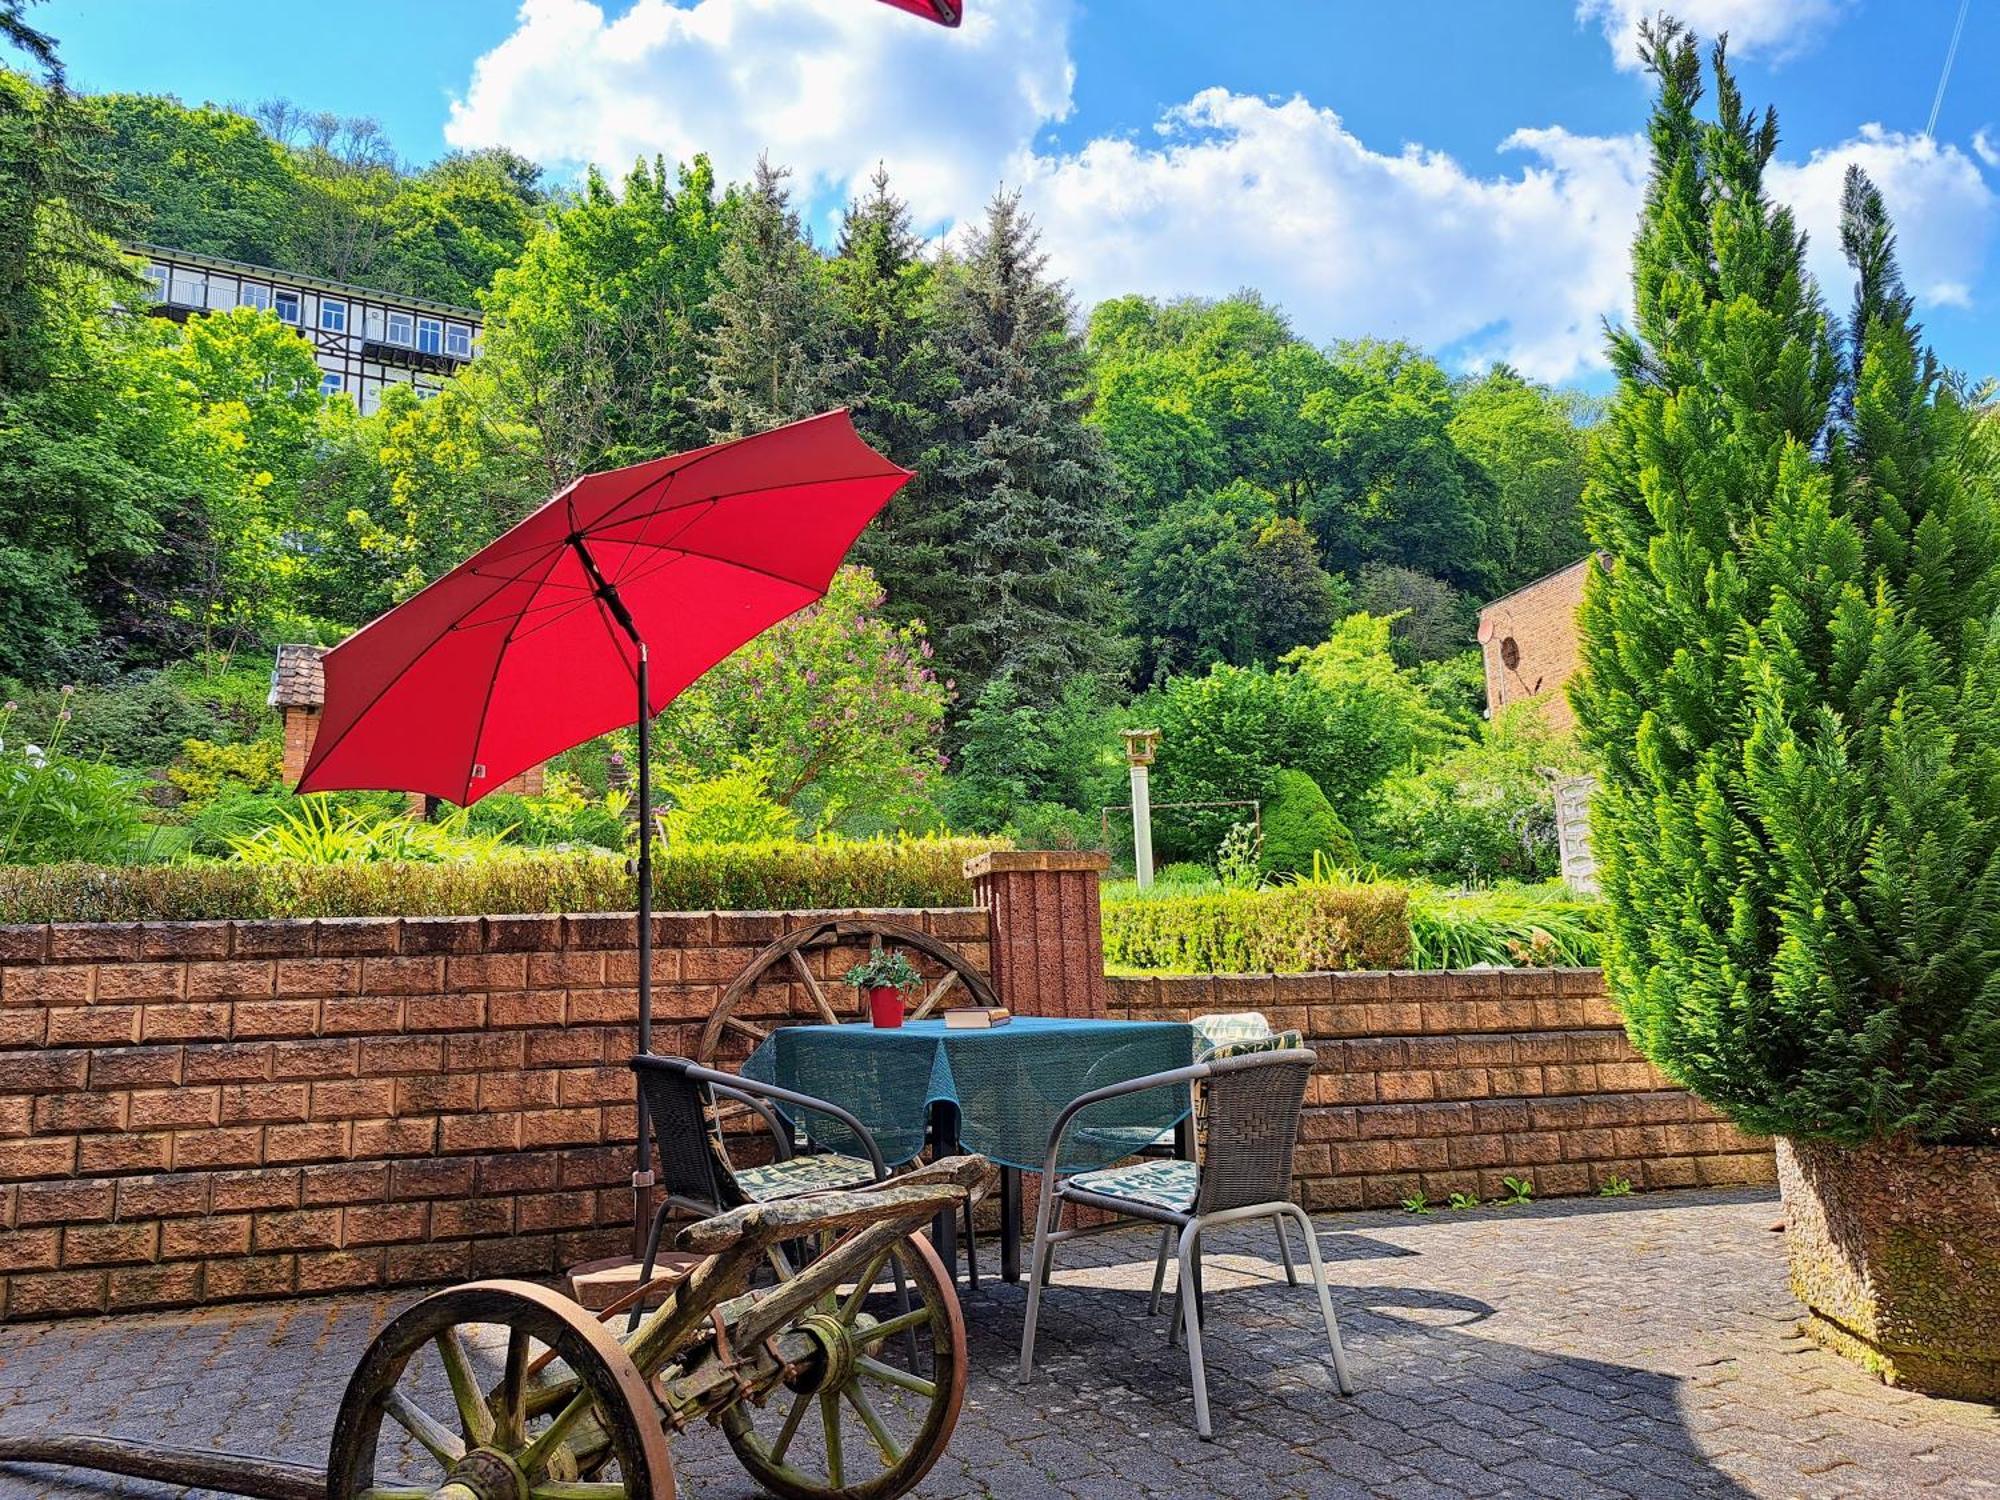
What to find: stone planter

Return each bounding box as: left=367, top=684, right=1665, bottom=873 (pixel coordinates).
left=1776, top=1135, right=2000, bottom=1401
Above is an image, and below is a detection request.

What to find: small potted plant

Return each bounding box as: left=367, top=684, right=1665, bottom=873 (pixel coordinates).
left=844, top=942, right=923, bottom=1029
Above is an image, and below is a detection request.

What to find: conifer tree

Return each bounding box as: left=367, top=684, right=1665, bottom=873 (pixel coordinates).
left=1574, top=22, right=2000, bottom=1144
left=832, top=167, right=957, bottom=642
left=930, top=191, right=1130, bottom=713
left=700, top=155, right=847, bottom=439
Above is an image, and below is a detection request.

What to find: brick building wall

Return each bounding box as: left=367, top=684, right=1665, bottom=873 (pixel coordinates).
left=1476, top=555, right=1600, bottom=733
left=1108, top=969, right=1772, bottom=1209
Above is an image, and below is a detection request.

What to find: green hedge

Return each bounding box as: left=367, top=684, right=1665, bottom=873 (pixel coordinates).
left=0, top=838, right=1006, bottom=924
left=1103, top=882, right=1411, bottom=974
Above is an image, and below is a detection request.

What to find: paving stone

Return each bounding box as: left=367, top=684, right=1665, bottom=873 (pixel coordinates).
left=1, top=1186, right=1996, bottom=1498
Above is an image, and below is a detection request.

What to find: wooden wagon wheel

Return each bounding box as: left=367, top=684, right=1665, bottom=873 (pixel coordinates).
left=717, top=1229, right=966, bottom=1500
left=326, top=1279, right=675, bottom=1500
left=695, top=917, right=997, bottom=1066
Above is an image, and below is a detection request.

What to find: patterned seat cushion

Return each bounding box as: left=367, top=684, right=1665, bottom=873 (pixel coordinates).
left=732, top=1151, right=878, bottom=1202
left=1063, top=1157, right=1199, bottom=1214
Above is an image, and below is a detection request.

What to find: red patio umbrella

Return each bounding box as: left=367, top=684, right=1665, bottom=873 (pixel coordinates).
left=876, top=0, right=961, bottom=23
left=297, top=410, right=912, bottom=1193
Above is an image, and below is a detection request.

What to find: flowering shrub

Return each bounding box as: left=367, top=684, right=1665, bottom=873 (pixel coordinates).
left=654, top=566, right=949, bottom=832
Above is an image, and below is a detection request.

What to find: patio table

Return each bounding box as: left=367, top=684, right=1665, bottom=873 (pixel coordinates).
left=741, top=1015, right=1197, bottom=1283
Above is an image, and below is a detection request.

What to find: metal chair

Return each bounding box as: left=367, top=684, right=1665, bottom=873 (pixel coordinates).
left=1015, top=1048, right=1355, bottom=1438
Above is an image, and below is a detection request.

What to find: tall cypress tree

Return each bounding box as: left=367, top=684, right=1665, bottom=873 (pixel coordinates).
left=700, top=155, right=847, bottom=440
left=1574, top=22, right=2000, bottom=1144
left=930, top=191, right=1130, bottom=714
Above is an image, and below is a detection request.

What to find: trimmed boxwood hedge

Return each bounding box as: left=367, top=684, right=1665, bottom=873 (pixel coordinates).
left=1103, top=881, right=1411, bottom=974
left=0, top=837, right=1006, bottom=924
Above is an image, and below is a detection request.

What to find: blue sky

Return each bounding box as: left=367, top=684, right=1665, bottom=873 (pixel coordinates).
left=30, top=1, right=2000, bottom=386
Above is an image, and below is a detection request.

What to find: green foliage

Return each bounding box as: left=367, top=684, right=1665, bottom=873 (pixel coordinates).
left=226, top=799, right=515, bottom=865
left=1446, top=1191, right=1482, bottom=1211
left=930, top=192, right=1130, bottom=713
left=0, top=695, right=150, bottom=863
left=659, top=762, right=797, bottom=847
left=1448, top=365, right=1595, bottom=588
left=701, top=157, right=846, bottom=438
left=1406, top=884, right=1602, bottom=970
left=1349, top=564, right=1474, bottom=666
left=1400, top=1191, right=1435, bottom=1215
left=1006, top=801, right=1098, bottom=852
left=470, top=772, right=628, bottom=851
left=1370, top=705, right=1585, bottom=883
left=165, top=736, right=282, bottom=808
left=0, top=834, right=1006, bottom=922
left=1101, top=879, right=1410, bottom=974
left=1574, top=23, right=2000, bottom=1145
left=1259, top=768, right=1358, bottom=878
left=1498, top=1176, right=1534, bottom=1206
left=943, top=675, right=1117, bottom=835
left=1598, top=1176, right=1634, bottom=1198
left=1214, top=821, right=1262, bottom=890
left=842, top=942, right=924, bottom=993
left=655, top=566, right=948, bottom=833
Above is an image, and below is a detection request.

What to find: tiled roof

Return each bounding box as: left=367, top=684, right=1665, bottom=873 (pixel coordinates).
left=269, top=644, right=326, bottom=709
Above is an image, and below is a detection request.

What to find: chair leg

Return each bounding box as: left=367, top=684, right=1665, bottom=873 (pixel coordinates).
left=1016, top=1177, right=1060, bottom=1383
left=1166, top=1230, right=1203, bottom=1347
left=625, top=1198, right=676, bottom=1334
left=1176, top=1221, right=1213, bottom=1440
left=1273, top=1213, right=1299, bottom=1286
left=1284, top=1203, right=1354, bottom=1396
left=1148, top=1225, right=1173, bottom=1316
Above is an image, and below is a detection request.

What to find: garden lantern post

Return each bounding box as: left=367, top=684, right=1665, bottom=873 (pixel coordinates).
left=1123, top=728, right=1160, bottom=888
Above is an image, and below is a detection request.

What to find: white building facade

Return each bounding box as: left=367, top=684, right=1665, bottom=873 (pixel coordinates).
left=130, top=244, right=481, bottom=415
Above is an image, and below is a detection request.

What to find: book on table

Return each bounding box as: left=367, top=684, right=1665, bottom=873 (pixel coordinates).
left=942, top=1006, right=1011, bottom=1028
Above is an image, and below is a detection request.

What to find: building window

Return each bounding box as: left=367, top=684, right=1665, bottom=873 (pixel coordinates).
left=319, top=372, right=345, bottom=398
left=319, top=298, right=347, bottom=333
left=416, top=316, right=443, bottom=355
left=238, top=282, right=271, bottom=312
left=143, top=265, right=169, bottom=302
left=385, top=310, right=413, bottom=346
left=445, top=322, right=472, bottom=359
left=274, top=291, right=301, bottom=325
left=169, top=269, right=206, bottom=307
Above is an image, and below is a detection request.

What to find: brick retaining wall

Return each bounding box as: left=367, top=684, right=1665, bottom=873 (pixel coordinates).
left=1108, top=969, right=1774, bottom=1210
left=0, top=886, right=1773, bottom=1320
left=0, top=909, right=987, bottom=1320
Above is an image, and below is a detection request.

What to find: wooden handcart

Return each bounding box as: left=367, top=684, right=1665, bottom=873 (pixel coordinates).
left=0, top=1155, right=992, bottom=1500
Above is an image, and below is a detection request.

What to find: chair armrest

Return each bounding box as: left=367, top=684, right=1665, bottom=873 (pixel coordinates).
left=1037, top=1061, right=1210, bottom=1184
left=708, top=1082, right=794, bottom=1162
left=684, top=1061, right=890, bottom=1181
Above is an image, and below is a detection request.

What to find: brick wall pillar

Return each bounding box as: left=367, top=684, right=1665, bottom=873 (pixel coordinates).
left=964, top=851, right=1109, bottom=1020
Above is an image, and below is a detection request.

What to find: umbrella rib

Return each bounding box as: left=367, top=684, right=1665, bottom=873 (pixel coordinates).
left=301, top=542, right=569, bottom=798
left=608, top=497, right=714, bottom=589
left=589, top=471, right=903, bottom=544
left=589, top=534, right=827, bottom=595
left=456, top=542, right=576, bottom=804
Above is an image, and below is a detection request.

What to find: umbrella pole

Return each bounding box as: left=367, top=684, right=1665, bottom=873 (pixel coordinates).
left=634, top=646, right=653, bottom=1201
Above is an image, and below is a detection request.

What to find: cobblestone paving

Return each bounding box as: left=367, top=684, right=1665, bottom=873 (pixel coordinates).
left=1, top=1187, right=1994, bottom=1499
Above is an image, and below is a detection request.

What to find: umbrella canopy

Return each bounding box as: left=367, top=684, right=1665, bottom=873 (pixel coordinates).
left=877, top=0, right=961, bottom=24
left=298, top=410, right=912, bottom=804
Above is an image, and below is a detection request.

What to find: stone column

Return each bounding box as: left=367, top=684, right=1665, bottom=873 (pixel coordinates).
left=964, top=850, right=1110, bottom=1020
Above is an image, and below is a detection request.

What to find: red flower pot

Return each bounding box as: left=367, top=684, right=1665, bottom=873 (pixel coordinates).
left=868, top=985, right=906, bottom=1028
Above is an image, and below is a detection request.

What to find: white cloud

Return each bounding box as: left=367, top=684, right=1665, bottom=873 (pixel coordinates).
left=1575, top=0, right=1849, bottom=71
left=1974, top=128, right=2000, bottom=171
left=1770, top=126, right=1997, bottom=310
left=448, top=5, right=1995, bottom=383
left=1010, top=91, right=1647, bottom=382
left=445, top=0, right=1074, bottom=228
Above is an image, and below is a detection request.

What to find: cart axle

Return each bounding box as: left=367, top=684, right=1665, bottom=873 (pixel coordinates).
left=0, top=1432, right=326, bottom=1500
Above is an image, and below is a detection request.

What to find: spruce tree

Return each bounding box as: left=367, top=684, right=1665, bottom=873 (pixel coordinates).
left=1574, top=22, right=2000, bottom=1144
left=700, top=155, right=847, bottom=439
left=832, top=167, right=958, bottom=644
left=930, top=191, right=1130, bottom=713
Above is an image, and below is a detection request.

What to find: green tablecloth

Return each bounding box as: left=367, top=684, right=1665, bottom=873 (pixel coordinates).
left=741, top=1016, right=1196, bottom=1172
